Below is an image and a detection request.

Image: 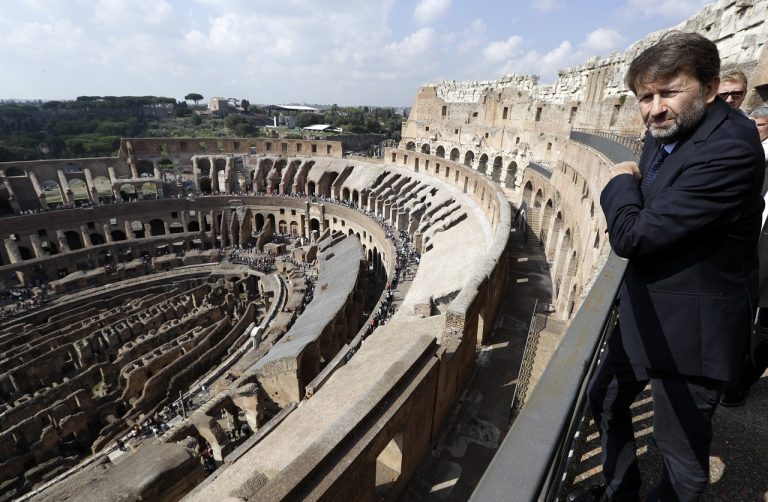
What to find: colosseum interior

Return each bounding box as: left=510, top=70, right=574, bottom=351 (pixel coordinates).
left=1, top=0, right=767, bottom=500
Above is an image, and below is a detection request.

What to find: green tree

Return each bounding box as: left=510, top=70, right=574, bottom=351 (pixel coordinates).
left=240, top=99, right=250, bottom=112
left=174, top=101, right=192, bottom=117
left=224, top=114, right=245, bottom=129
left=184, top=93, right=204, bottom=107
left=296, top=112, right=320, bottom=128
left=189, top=113, right=202, bottom=126
left=234, top=122, right=255, bottom=136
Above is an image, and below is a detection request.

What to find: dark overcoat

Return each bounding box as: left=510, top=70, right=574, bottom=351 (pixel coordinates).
left=601, top=98, right=764, bottom=381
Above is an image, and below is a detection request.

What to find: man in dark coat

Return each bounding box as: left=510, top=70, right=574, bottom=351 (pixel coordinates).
left=574, top=32, right=764, bottom=501
left=720, top=106, right=768, bottom=406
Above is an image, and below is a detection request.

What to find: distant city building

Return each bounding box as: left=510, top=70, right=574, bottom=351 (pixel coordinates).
left=208, top=97, right=231, bottom=116
left=273, top=104, right=320, bottom=112
left=302, top=124, right=342, bottom=133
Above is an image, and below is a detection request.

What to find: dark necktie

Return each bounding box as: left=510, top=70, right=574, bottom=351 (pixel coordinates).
left=640, top=146, right=669, bottom=196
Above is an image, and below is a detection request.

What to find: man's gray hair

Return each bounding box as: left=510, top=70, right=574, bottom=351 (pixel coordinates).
left=750, top=106, right=768, bottom=119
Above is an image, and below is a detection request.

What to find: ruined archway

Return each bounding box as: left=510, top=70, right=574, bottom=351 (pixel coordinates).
left=464, top=150, right=474, bottom=167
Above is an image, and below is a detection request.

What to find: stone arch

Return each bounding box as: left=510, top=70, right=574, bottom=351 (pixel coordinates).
left=523, top=181, right=534, bottom=208
left=449, top=148, right=460, bottom=162
left=136, top=160, right=154, bottom=177
left=491, top=156, right=503, bottom=182
left=111, top=229, right=127, bottom=241
left=464, top=150, right=475, bottom=167
left=505, top=161, right=518, bottom=188
left=149, top=219, right=166, bottom=236
left=169, top=222, right=184, bottom=234
left=436, top=145, right=445, bottom=158
left=4, top=166, right=26, bottom=177
left=269, top=159, right=287, bottom=193
left=540, top=200, right=554, bottom=244
left=307, top=181, right=316, bottom=196
left=405, top=141, right=416, bottom=151
left=235, top=172, right=247, bottom=193
left=294, top=160, right=315, bottom=194
left=278, top=220, right=288, bottom=234
left=420, top=144, right=430, bottom=154
left=140, top=182, right=157, bottom=199
left=199, top=178, right=212, bottom=194
left=254, top=158, right=273, bottom=193
left=255, top=213, right=265, bottom=232
left=477, top=154, right=488, bottom=174
left=352, top=190, right=359, bottom=205
left=342, top=187, right=350, bottom=201
left=197, top=157, right=211, bottom=177
left=188, top=221, right=200, bottom=232
left=64, top=230, right=83, bottom=250
left=290, top=221, right=299, bottom=236
left=281, top=160, right=301, bottom=194
left=310, top=218, right=321, bottom=235
left=131, top=220, right=146, bottom=239
left=318, top=171, right=338, bottom=198
left=90, top=233, right=105, bottom=245
left=546, top=211, right=563, bottom=257
left=18, top=246, right=33, bottom=260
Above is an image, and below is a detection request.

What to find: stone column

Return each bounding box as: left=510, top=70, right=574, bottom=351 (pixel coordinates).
left=29, top=172, right=50, bottom=210
left=181, top=210, right=189, bottom=233
left=210, top=156, right=219, bottom=193
left=192, top=156, right=200, bottom=192
left=103, top=223, right=113, bottom=243
left=29, top=234, right=46, bottom=258
left=125, top=220, right=136, bottom=239
left=108, top=167, right=120, bottom=200
left=56, top=230, right=71, bottom=253
left=84, top=168, right=97, bottom=203
left=208, top=210, right=217, bottom=248
left=56, top=170, right=73, bottom=205
left=4, top=238, right=22, bottom=264
left=1, top=176, right=21, bottom=213
left=80, top=225, right=93, bottom=248
left=129, top=159, right=139, bottom=179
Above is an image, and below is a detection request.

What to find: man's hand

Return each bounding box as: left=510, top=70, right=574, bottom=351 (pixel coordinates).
left=609, top=161, right=641, bottom=181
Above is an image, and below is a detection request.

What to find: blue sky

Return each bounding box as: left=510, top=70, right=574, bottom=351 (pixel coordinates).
left=0, top=0, right=715, bottom=106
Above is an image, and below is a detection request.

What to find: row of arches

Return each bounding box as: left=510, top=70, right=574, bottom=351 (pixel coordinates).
left=404, top=142, right=517, bottom=185
left=521, top=180, right=586, bottom=320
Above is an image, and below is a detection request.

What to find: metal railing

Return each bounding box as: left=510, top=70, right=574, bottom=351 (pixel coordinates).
left=509, top=298, right=548, bottom=423
left=570, top=129, right=641, bottom=162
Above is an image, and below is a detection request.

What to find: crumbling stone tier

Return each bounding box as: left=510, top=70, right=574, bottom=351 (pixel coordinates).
left=0, top=136, right=511, bottom=501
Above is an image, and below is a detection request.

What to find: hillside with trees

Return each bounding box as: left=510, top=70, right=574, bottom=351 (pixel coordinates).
left=0, top=97, right=406, bottom=162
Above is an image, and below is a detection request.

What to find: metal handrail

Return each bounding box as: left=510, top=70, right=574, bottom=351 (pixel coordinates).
left=470, top=252, right=627, bottom=502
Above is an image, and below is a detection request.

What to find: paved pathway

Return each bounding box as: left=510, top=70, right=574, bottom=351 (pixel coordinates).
left=406, top=223, right=561, bottom=500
